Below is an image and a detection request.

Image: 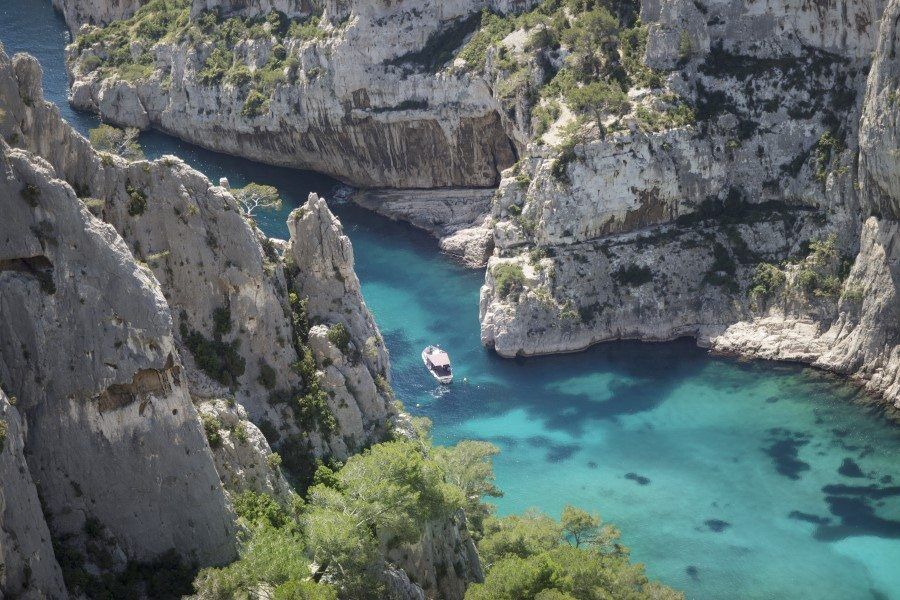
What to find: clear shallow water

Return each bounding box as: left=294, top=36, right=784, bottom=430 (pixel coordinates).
left=2, top=3, right=899, bottom=598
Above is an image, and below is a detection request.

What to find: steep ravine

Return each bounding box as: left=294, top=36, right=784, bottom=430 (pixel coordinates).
left=59, top=0, right=899, bottom=410
left=0, top=46, right=480, bottom=599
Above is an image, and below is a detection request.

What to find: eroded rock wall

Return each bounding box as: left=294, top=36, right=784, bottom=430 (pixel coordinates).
left=0, top=123, right=237, bottom=567
left=0, top=389, right=67, bottom=599
left=479, top=0, right=900, bottom=408
left=66, top=0, right=527, bottom=189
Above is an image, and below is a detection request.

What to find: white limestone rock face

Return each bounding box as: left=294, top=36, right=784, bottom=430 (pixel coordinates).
left=197, top=398, right=294, bottom=501
left=386, top=511, right=484, bottom=600
left=858, top=0, right=900, bottom=220
left=0, top=52, right=302, bottom=432
left=52, top=0, right=147, bottom=28
left=0, top=390, right=67, bottom=600
left=66, top=0, right=529, bottom=189
left=642, top=0, right=886, bottom=69
left=481, top=0, right=900, bottom=407
left=287, top=194, right=395, bottom=456
left=0, top=139, right=237, bottom=567
left=353, top=188, right=496, bottom=267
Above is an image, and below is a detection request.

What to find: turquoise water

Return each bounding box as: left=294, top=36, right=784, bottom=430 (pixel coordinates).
left=2, top=3, right=899, bottom=597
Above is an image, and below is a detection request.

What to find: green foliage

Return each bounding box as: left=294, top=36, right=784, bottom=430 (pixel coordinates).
left=258, top=360, right=278, bottom=389
left=611, top=264, right=652, bottom=286
left=59, top=547, right=195, bottom=600
left=493, top=263, right=526, bottom=300
left=469, top=504, right=681, bottom=600
left=194, top=526, right=337, bottom=599
left=0, top=417, right=7, bottom=453
left=288, top=15, right=326, bottom=41
left=813, top=131, right=843, bottom=183
left=233, top=490, right=291, bottom=529
left=181, top=309, right=246, bottom=387
left=89, top=124, right=145, bottom=160
left=234, top=182, right=283, bottom=217
left=432, top=441, right=502, bottom=537
left=457, top=10, right=518, bottom=70
left=198, top=47, right=233, bottom=84
left=241, top=89, right=270, bottom=117
left=327, top=323, right=351, bottom=354
left=749, top=262, right=786, bottom=300
left=566, top=80, right=630, bottom=121
left=125, top=183, right=147, bottom=216
left=202, top=414, right=223, bottom=449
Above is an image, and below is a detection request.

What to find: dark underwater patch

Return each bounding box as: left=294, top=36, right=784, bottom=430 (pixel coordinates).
left=705, top=519, right=730, bottom=532
left=810, top=483, right=900, bottom=541
left=686, top=565, right=700, bottom=581
left=838, top=458, right=865, bottom=478
left=765, top=395, right=779, bottom=403
left=587, top=461, right=598, bottom=469
left=526, top=436, right=580, bottom=462
left=764, top=428, right=811, bottom=480
left=789, top=510, right=831, bottom=525
left=625, top=472, right=651, bottom=485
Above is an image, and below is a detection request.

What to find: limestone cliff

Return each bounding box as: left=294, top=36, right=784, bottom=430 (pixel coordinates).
left=1, top=45, right=480, bottom=596
left=51, top=0, right=147, bottom=28
left=64, top=0, right=527, bottom=189
left=479, top=0, right=899, bottom=408
left=0, top=389, right=66, bottom=599
left=0, top=102, right=238, bottom=577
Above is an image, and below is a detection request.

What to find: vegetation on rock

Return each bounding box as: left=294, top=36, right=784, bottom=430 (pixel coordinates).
left=88, top=124, right=144, bottom=160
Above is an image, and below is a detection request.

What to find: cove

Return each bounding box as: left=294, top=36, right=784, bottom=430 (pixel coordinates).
left=2, top=3, right=899, bottom=598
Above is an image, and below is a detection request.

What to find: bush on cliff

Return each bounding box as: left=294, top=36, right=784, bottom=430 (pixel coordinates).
left=467, top=506, right=683, bottom=600
left=494, top=263, right=526, bottom=300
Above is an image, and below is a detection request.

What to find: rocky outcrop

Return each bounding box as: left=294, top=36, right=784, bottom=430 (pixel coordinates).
left=4, top=48, right=399, bottom=465
left=0, top=390, right=67, bottom=599
left=287, top=194, right=395, bottom=457
left=65, top=0, right=527, bottom=189
left=51, top=0, right=147, bottom=28
left=197, top=398, right=294, bottom=501
left=387, top=511, right=484, bottom=600
left=353, top=188, right=496, bottom=267
left=0, top=44, right=422, bottom=592
left=0, top=123, right=237, bottom=570
left=480, top=0, right=900, bottom=408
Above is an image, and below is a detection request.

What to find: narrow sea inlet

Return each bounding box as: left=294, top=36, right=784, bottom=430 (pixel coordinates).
left=1, top=2, right=898, bottom=597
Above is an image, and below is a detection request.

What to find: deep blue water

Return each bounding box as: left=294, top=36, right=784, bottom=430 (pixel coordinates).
left=2, top=3, right=899, bottom=598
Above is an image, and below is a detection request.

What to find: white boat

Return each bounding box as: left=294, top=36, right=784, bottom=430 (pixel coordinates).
left=422, top=346, right=453, bottom=384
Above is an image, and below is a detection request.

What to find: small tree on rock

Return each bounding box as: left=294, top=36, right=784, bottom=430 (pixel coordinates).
left=233, top=183, right=283, bottom=218
left=88, top=124, right=144, bottom=160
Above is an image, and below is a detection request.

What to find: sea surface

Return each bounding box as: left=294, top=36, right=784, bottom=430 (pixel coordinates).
left=2, top=3, right=899, bottom=598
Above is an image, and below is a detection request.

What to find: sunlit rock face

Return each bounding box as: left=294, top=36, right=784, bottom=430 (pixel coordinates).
left=479, top=0, right=899, bottom=408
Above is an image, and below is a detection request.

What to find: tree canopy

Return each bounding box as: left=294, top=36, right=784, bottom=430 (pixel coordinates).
left=88, top=124, right=144, bottom=160
left=233, top=182, right=282, bottom=217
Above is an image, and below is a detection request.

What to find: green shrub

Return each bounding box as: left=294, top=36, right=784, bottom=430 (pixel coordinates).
left=202, top=414, right=223, bottom=449
left=198, top=47, right=233, bottom=84
left=326, top=323, right=351, bottom=354
left=0, top=418, right=7, bottom=453
left=258, top=360, right=278, bottom=389
left=125, top=183, right=147, bottom=216
left=181, top=309, right=246, bottom=387
left=749, top=262, right=786, bottom=299
left=241, top=90, right=270, bottom=118
left=225, top=64, right=253, bottom=86
left=494, top=263, right=525, bottom=299
left=233, top=490, right=290, bottom=528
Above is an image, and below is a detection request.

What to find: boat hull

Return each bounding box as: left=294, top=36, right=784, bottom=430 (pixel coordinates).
left=422, top=348, right=453, bottom=384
